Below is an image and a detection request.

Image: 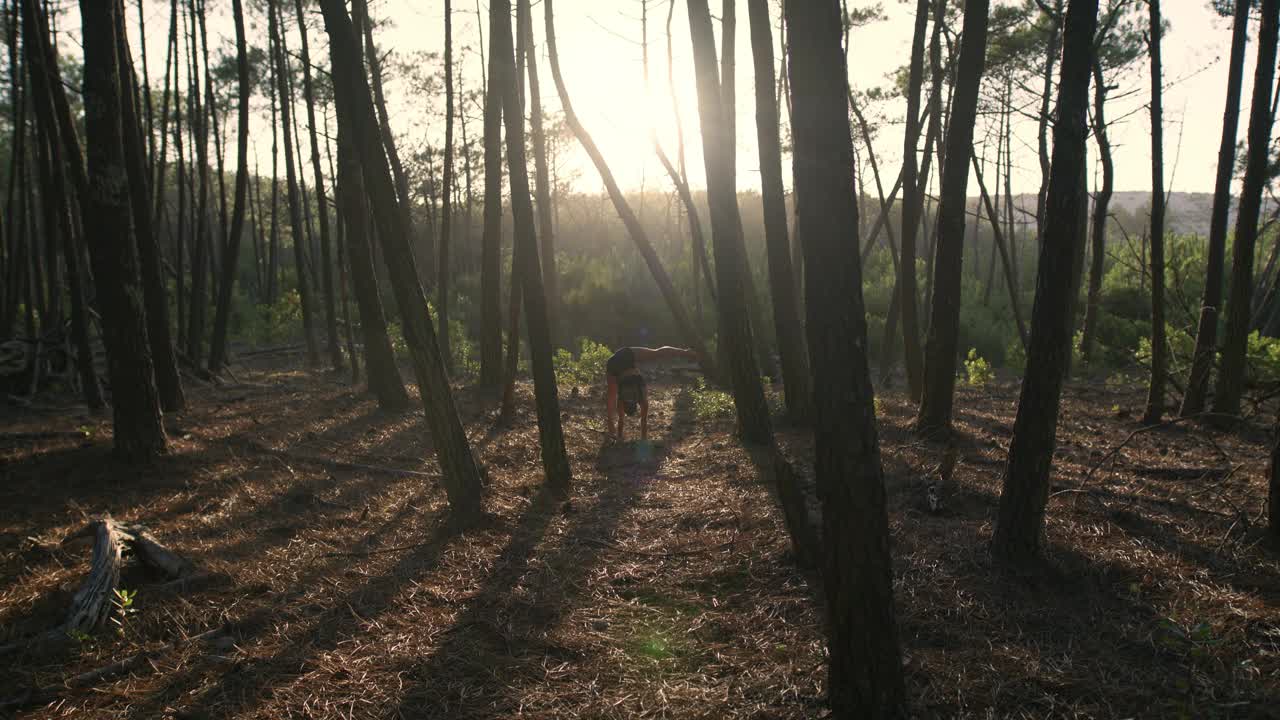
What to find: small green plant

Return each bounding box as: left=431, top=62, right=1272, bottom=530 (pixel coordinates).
left=874, top=396, right=884, bottom=417
left=690, top=378, right=735, bottom=420
left=110, top=588, right=138, bottom=636
left=65, top=628, right=93, bottom=644
left=963, top=348, right=994, bottom=388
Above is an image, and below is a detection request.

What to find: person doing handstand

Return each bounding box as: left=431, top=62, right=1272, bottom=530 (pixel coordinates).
left=605, top=346, right=699, bottom=441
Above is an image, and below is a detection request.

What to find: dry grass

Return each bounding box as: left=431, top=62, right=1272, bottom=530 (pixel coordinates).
left=0, top=360, right=1277, bottom=718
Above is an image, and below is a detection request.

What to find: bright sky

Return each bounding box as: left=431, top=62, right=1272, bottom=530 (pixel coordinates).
left=119, top=0, right=1247, bottom=199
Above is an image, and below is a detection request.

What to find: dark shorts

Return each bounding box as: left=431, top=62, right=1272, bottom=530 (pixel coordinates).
left=618, top=374, right=645, bottom=415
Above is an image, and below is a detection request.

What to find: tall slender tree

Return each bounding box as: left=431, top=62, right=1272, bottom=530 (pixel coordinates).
left=440, top=0, right=456, bottom=369
left=77, top=0, right=168, bottom=462
left=269, top=0, right=321, bottom=367
left=787, top=1, right=906, bottom=713
left=1081, top=59, right=1114, bottom=365
left=688, top=0, right=770, bottom=443
left=992, top=0, right=1100, bottom=566
left=1181, top=0, right=1251, bottom=415
left=208, top=0, right=252, bottom=374
left=898, top=0, right=931, bottom=401
left=1214, top=0, right=1280, bottom=417
left=494, top=0, right=572, bottom=490
left=521, top=0, right=558, bottom=347
left=294, top=0, right=344, bottom=371
left=320, top=0, right=486, bottom=522
left=479, top=0, right=505, bottom=386
left=1142, top=0, right=1167, bottom=424
left=917, top=0, right=990, bottom=435
left=747, top=0, right=811, bottom=424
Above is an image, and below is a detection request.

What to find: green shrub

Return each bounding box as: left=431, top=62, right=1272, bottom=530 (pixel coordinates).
left=554, top=338, right=612, bottom=386
left=963, top=348, right=994, bottom=388
left=690, top=378, right=735, bottom=420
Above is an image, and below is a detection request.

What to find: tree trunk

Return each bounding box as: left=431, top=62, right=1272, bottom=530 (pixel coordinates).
left=494, top=0, right=572, bottom=489
left=545, top=0, right=713, bottom=372
left=77, top=0, right=168, bottom=462
left=439, top=0, right=457, bottom=371
left=917, top=0, right=989, bottom=436
left=521, top=0, right=559, bottom=348
left=208, top=0, right=252, bottom=374
left=787, top=1, right=905, bottom=714
left=899, top=0, right=931, bottom=401
left=183, top=0, right=209, bottom=367
left=688, top=0, right=770, bottom=444
left=23, top=0, right=102, bottom=408
left=1182, top=0, right=1250, bottom=415
left=1271, top=411, right=1280, bottom=538
left=479, top=0, right=505, bottom=386
left=1081, top=59, right=1116, bottom=366
left=1214, top=0, right=1280, bottom=418
left=721, top=0, right=735, bottom=182
left=320, top=0, right=486, bottom=523
left=269, top=0, right=321, bottom=367
left=113, top=0, right=186, bottom=411
left=294, top=0, right=344, bottom=371
left=1142, top=0, right=1168, bottom=424
left=747, top=0, right=811, bottom=424
left=992, top=0, right=1098, bottom=566
left=1034, top=1, right=1062, bottom=246
left=196, top=0, right=227, bottom=308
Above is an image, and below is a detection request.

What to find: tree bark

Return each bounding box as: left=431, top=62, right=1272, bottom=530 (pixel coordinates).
left=747, top=0, right=811, bottom=424
left=1214, top=0, right=1280, bottom=418
left=439, top=0, right=456, bottom=371
left=1142, top=0, right=1167, bottom=425
left=208, top=0, right=252, bottom=374
left=688, top=0, right=770, bottom=443
left=521, top=0, right=559, bottom=348
left=787, top=0, right=906, bottom=714
left=992, top=0, right=1098, bottom=566
left=77, top=0, right=168, bottom=462
left=917, top=0, right=989, bottom=436
left=1181, top=0, right=1250, bottom=415
left=320, top=0, right=486, bottom=522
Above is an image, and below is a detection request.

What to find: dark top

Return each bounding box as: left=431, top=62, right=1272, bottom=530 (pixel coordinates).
left=606, top=347, right=636, bottom=378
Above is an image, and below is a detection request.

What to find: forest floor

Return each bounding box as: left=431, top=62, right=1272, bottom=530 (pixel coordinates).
left=1, top=355, right=1279, bottom=719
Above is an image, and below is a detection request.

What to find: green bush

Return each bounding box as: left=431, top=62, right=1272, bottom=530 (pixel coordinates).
left=554, top=338, right=612, bottom=386
left=690, top=378, right=735, bottom=420
left=963, top=348, right=994, bottom=388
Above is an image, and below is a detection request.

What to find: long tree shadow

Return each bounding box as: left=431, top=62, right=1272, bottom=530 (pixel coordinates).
left=389, top=387, right=695, bottom=718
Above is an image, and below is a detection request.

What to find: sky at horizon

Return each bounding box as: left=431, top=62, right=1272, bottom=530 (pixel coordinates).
left=109, top=0, right=1256, bottom=205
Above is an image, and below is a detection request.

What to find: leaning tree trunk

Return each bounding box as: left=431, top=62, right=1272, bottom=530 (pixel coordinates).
left=688, top=0, right=771, bottom=444
left=1081, top=60, right=1115, bottom=366
left=1142, top=0, right=1167, bottom=425
left=545, top=0, right=712, bottom=373
left=787, top=0, right=906, bottom=714
left=1181, top=0, right=1250, bottom=416
left=747, top=0, right=812, bottom=424
left=22, top=0, right=102, bottom=409
left=1214, top=0, right=1280, bottom=418
left=320, top=0, right=486, bottom=523
left=77, top=0, right=168, bottom=462
left=294, top=0, right=344, bottom=371
left=269, top=0, right=320, bottom=367
left=494, top=0, right=572, bottom=491
left=992, top=0, right=1099, bottom=566
left=208, top=0, right=252, bottom=374
left=917, top=0, right=990, bottom=436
